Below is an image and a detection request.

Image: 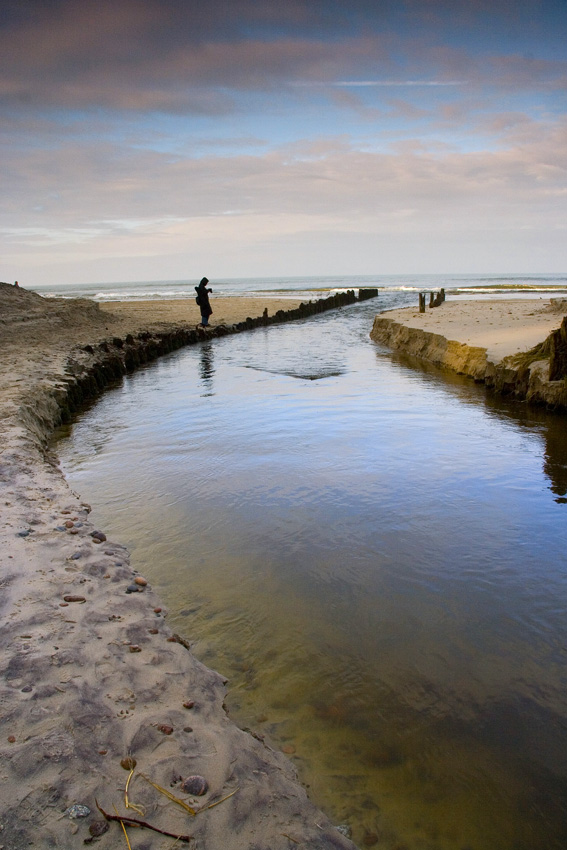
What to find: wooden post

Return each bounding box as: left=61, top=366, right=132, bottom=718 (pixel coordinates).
left=419, top=292, right=426, bottom=313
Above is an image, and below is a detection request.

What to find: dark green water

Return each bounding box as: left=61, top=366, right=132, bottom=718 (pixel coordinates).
left=55, top=301, right=567, bottom=850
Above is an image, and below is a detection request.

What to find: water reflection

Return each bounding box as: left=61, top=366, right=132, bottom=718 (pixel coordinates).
left=388, top=348, right=567, bottom=504
left=199, top=341, right=215, bottom=396
left=54, top=307, right=567, bottom=850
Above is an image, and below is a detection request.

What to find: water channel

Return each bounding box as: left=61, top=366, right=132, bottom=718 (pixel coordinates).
left=55, top=299, right=567, bottom=850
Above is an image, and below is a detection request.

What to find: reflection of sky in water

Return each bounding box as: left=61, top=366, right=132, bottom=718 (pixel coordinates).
left=55, top=302, right=567, bottom=850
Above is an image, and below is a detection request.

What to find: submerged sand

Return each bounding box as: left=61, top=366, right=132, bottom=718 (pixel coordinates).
left=1, top=285, right=358, bottom=850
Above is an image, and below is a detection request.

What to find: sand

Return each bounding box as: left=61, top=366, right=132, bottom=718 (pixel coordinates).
left=377, top=297, right=567, bottom=362
left=0, top=285, right=358, bottom=850
left=1, top=285, right=564, bottom=848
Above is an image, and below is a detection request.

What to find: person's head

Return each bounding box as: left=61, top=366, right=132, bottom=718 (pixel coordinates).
left=200, top=277, right=209, bottom=286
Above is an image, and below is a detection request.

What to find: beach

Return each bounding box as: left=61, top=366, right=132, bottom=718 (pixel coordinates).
left=1, top=284, right=566, bottom=849
left=1, top=285, right=357, bottom=850
left=371, top=297, right=567, bottom=407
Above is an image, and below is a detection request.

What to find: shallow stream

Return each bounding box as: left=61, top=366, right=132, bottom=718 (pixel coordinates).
left=55, top=299, right=567, bottom=850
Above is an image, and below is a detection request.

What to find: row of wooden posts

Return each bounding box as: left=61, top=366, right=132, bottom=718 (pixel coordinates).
left=419, top=289, right=445, bottom=312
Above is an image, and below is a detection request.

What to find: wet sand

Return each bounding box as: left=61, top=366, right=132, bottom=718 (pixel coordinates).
left=0, top=285, right=357, bottom=850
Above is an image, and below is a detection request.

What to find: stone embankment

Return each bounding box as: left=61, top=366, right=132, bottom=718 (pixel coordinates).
left=370, top=313, right=567, bottom=411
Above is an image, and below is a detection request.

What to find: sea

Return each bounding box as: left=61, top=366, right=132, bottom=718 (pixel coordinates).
left=30, top=272, right=567, bottom=307
left=52, top=273, right=567, bottom=850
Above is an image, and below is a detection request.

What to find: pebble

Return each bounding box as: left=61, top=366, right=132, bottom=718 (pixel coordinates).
left=282, top=744, right=296, bottom=755
left=153, top=607, right=162, bottom=614
left=64, top=520, right=74, bottom=528
left=148, top=628, right=159, bottom=634
left=66, top=804, right=91, bottom=819
left=181, top=775, right=208, bottom=796
left=183, top=700, right=195, bottom=709
left=21, top=685, right=32, bottom=693
left=335, top=825, right=352, bottom=838
left=91, top=530, right=107, bottom=543
left=134, top=576, right=148, bottom=586
left=121, top=757, right=137, bottom=770
left=7, top=735, right=16, bottom=743
left=69, top=528, right=79, bottom=535
left=129, top=645, right=142, bottom=652
left=183, top=726, right=193, bottom=733
left=157, top=724, right=173, bottom=735
left=63, top=595, right=86, bottom=603
left=17, top=530, right=31, bottom=537
left=70, top=552, right=81, bottom=560
left=89, top=821, right=109, bottom=838
left=126, top=584, right=141, bottom=593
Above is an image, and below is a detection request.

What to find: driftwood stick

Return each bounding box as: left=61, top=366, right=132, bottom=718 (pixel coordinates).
left=95, top=800, right=193, bottom=842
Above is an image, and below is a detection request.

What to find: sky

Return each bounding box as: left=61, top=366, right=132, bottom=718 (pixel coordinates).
left=1, top=0, right=566, bottom=286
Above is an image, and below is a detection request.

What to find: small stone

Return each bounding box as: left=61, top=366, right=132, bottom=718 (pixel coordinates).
left=98, top=749, right=107, bottom=755
left=126, top=584, right=140, bottom=593
left=183, top=726, right=193, bottom=733
left=59, top=602, right=68, bottom=607
left=89, top=821, right=109, bottom=837
left=183, top=700, right=195, bottom=709
left=66, top=804, right=91, bottom=819
left=282, top=744, right=296, bottom=755
left=148, top=628, right=159, bottom=634
left=91, top=531, right=107, bottom=542
left=129, top=645, right=142, bottom=652
left=64, top=520, right=74, bottom=528
left=134, top=576, right=148, bottom=586
left=63, top=595, right=86, bottom=603
left=70, top=552, right=81, bottom=560
left=17, top=530, right=31, bottom=537
left=153, top=607, right=162, bottom=614
left=335, top=825, right=352, bottom=838
left=121, top=757, right=137, bottom=770
left=157, top=724, right=173, bottom=735
left=69, top=528, right=79, bottom=535
left=21, top=685, right=32, bottom=692
left=7, top=735, right=16, bottom=743
left=181, top=775, right=208, bottom=796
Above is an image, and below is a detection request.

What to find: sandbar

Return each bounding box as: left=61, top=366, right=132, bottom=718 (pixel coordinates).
left=370, top=296, right=567, bottom=409
left=376, top=297, right=567, bottom=362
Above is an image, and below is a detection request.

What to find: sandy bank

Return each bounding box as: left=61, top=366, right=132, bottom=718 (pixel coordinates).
left=370, top=298, right=567, bottom=409
left=0, top=284, right=356, bottom=850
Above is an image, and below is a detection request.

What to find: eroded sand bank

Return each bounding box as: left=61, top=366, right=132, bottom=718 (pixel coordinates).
left=371, top=298, right=567, bottom=408
left=0, top=284, right=356, bottom=850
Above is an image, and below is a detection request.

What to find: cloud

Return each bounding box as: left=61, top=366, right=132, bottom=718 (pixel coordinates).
left=1, top=0, right=565, bottom=114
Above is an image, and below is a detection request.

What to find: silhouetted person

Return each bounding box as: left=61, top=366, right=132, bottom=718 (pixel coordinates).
left=195, top=277, right=213, bottom=327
